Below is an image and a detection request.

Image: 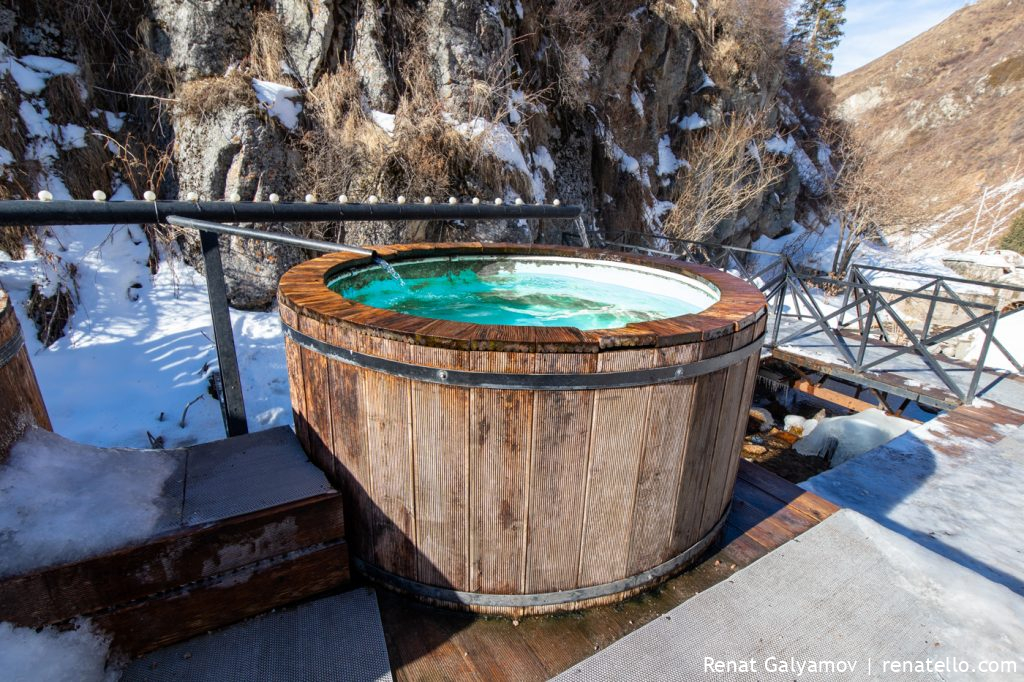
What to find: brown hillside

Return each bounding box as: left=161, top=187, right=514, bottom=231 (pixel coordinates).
left=835, top=0, right=1024, bottom=246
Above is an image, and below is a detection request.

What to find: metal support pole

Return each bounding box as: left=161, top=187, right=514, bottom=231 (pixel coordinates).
left=199, top=230, right=248, bottom=437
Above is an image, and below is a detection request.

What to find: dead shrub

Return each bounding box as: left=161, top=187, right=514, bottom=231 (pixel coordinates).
left=299, top=43, right=536, bottom=240
left=26, top=279, right=76, bottom=347
left=680, top=0, right=790, bottom=92
left=541, top=0, right=647, bottom=110
left=665, top=109, right=786, bottom=240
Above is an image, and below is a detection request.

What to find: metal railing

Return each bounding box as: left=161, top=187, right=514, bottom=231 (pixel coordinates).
left=602, top=229, right=1024, bottom=404
left=0, top=198, right=581, bottom=437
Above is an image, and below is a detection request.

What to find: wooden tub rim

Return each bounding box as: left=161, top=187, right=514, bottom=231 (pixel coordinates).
left=277, top=243, right=768, bottom=353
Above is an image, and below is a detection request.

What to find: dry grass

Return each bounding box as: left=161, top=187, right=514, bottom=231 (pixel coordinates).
left=176, top=71, right=256, bottom=120
left=834, top=0, right=1024, bottom=238
left=249, top=11, right=290, bottom=84
left=55, top=134, right=113, bottom=200
left=299, top=43, right=537, bottom=242
left=43, top=74, right=91, bottom=126
left=1, top=73, right=38, bottom=257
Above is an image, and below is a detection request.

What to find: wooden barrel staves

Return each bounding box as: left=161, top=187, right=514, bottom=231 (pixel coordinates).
left=0, top=290, right=52, bottom=460
left=278, top=243, right=767, bottom=616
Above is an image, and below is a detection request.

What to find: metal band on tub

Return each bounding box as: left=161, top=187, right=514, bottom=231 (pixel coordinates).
left=0, top=328, right=25, bottom=370
left=282, top=324, right=763, bottom=391
left=351, top=502, right=730, bottom=609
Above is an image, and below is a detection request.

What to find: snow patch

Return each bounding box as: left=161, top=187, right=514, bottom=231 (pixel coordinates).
left=370, top=110, right=395, bottom=134
left=803, top=417, right=1024, bottom=594
left=791, top=144, right=826, bottom=195
left=963, top=308, right=1024, bottom=371
left=251, top=79, right=302, bottom=130
left=0, top=620, right=117, bottom=682
left=0, top=429, right=180, bottom=577
left=657, top=136, right=685, bottom=176
left=795, top=408, right=914, bottom=467
left=630, top=86, right=644, bottom=117
left=453, top=117, right=530, bottom=179
left=677, top=112, right=708, bottom=131
left=532, top=146, right=555, bottom=176
left=765, top=134, right=795, bottom=155
left=1, top=49, right=78, bottom=96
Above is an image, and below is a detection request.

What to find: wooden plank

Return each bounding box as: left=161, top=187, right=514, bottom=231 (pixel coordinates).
left=0, top=290, right=51, bottom=461
left=736, top=460, right=840, bottom=522
left=410, top=348, right=470, bottom=587
left=279, top=304, right=310, bottom=454
left=379, top=460, right=830, bottom=681
left=359, top=352, right=417, bottom=576
left=626, top=347, right=699, bottom=574
left=97, top=541, right=350, bottom=657
left=298, top=316, right=336, bottom=477
left=468, top=352, right=534, bottom=593
left=715, top=322, right=766, bottom=519
left=670, top=334, right=734, bottom=553
left=700, top=325, right=757, bottom=531
left=524, top=352, right=596, bottom=593
left=378, top=590, right=483, bottom=680
left=578, top=351, right=654, bottom=586
left=325, top=325, right=374, bottom=562
left=790, top=378, right=880, bottom=413
left=0, top=493, right=345, bottom=628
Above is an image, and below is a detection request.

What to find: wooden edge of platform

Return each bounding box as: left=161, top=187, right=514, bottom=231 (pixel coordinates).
left=0, top=492, right=346, bottom=628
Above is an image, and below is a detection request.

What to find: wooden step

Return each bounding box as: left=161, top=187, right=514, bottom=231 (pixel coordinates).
left=0, top=427, right=349, bottom=656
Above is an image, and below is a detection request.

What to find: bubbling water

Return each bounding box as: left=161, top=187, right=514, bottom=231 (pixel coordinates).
left=329, top=255, right=719, bottom=331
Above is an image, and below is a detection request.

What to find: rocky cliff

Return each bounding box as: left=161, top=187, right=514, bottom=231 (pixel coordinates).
left=2, top=0, right=824, bottom=308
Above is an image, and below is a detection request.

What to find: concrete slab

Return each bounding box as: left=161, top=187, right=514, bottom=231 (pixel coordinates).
left=554, top=510, right=1024, bottom=681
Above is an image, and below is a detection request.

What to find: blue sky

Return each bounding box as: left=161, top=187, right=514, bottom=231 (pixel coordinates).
left=832, top=0, right=975, bottom=75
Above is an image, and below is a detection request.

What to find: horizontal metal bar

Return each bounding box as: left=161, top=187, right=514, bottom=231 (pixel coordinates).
left=853, top=262, right=1024, bottom=295
left=165, top=215, right=374, bottom=256
left=797, top=275, right=998, bottom=309
left=612, top=229, right=785, bottom=259
left=0, top=199, right=582, bottom=226
left=0, top=326, right=25, bottom=369
left=353, top=502, right=730, bottom=609
left=283, top=325, right=764, bottom=390
left=769, top=347, right=959, bottom=411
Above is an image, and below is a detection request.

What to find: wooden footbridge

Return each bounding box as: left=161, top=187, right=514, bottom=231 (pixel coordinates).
left=602, top=230, right=1024, bottom=413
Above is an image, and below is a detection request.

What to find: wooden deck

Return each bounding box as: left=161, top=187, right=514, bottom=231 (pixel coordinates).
left=376, top=459, right=838, bottom=681
left=768, top=317, right=1024, bottom=410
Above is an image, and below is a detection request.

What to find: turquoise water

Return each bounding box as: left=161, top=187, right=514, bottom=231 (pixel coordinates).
left=329, top=256, right=718, bottom=330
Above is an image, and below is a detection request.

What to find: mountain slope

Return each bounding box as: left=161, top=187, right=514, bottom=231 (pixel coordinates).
left=835, top=0, right=1024, bottom=247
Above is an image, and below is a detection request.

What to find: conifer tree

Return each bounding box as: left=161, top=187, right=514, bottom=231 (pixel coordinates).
left=790, top=0, right=847, bottom=75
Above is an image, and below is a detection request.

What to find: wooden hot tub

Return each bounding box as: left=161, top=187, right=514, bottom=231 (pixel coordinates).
left=278, top=243, right=766, bottom=615
left=0, top=290, right=51, bottom=461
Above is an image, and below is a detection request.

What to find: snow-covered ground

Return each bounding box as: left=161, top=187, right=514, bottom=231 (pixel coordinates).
left=0, top=211, right=292, bottom=449
left=802, top=415, right=1024, bottom=595
left=0, top=620, right=115, bottom=682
